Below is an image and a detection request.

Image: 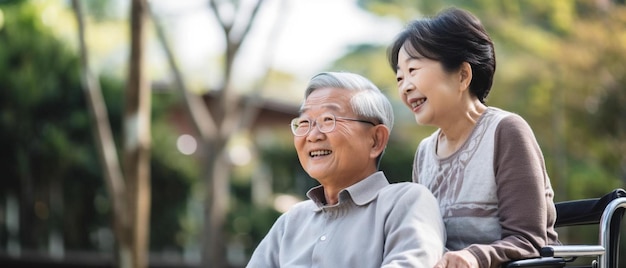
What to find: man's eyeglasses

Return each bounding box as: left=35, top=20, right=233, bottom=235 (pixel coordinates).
left=290, top=113, right=376, bottom=136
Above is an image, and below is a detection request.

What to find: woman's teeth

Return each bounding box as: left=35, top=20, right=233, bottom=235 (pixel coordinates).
left=411, top=98, right=426, bottom=108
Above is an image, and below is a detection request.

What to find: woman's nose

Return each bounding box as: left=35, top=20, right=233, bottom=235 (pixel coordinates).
left=400, top=80, right=414, bottom=95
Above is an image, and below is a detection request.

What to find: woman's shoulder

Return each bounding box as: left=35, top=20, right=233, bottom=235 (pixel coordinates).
left=485, top=107, right=533, bottom=132
left=417, top=129, right=440, bottom=150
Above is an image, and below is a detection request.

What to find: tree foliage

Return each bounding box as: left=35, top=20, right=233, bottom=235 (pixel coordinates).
left=0, top=0, right=193, bottom=260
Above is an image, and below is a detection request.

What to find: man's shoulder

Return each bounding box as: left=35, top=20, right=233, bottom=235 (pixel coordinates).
left=380, top=182, right=431, bottom=198
left=384, top=181, right=428, bottom=189
left=377, top=182, right=439, bottom=213
left=287, top=199, right=316, bottom=212
left=279, top=199, right=318, bottom=220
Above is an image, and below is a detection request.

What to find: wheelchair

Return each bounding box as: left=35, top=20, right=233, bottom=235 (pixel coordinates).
left=505, top=188, right=626, bottom=268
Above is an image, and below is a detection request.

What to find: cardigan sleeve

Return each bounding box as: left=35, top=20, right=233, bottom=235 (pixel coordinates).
left=465, top=114, right=557, bottom=268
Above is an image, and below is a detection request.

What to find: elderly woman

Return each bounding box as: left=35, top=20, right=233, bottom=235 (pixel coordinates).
left=388, top=7, right=559, bottom=268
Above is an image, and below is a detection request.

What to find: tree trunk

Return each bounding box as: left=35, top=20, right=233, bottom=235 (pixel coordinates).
left=71, top=0, right=131, bottom=267
left=124, top=0, right=152, bottom=268
left=149, top=0, right=282, bottom=265
left=201, top=139, right=230, bottom=267
left=72, top=0, right=152, bottom=267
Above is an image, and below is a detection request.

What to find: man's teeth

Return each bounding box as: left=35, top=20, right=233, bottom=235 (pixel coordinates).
left=411, top=98, right=426, bottom=108
left=310, top=150, right=332, bottom=157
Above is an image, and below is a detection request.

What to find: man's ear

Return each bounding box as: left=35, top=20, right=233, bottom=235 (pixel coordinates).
left=459, top=62, right=473, bottom=91
left=370, top=125, right=390, bottom=159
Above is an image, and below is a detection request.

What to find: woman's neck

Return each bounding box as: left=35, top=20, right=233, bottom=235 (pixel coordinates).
left=437, top=101, right=487, bottom=157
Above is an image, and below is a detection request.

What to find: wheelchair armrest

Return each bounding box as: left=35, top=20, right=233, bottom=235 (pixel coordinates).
left=540, top=245, right=605, bottom=257
left=504, top=257, right=566, bottom=268
left=503, top=245, right=605, bottom=268
left=505, top=189, right=626, bottom=268
left=555, top=188, right=626, bottom=227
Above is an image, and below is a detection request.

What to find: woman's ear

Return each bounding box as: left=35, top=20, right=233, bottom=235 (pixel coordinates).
left=370, top=125, right=390, bottom=159
left=459, top=62, right=473, bottom=91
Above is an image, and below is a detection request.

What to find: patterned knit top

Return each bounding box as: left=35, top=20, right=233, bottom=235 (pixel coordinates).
left=413, top=107, right=559, bottom=268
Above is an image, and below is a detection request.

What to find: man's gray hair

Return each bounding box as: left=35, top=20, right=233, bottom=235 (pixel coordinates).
left=304, top=72, right=394, bottom=131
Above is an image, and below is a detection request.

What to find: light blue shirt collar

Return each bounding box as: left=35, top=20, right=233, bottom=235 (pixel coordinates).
left=306, top=171, right=389, bottom=211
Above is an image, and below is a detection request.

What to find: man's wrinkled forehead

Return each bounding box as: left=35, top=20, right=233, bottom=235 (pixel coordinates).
left=299, top=102, right=343, bottom=115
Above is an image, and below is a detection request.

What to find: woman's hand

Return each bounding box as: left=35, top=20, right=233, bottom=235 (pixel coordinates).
left=433, top=250, right=479, bottom=268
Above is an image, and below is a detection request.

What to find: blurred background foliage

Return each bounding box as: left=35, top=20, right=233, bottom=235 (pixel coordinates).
left=0, top=0, right=625, bottom=267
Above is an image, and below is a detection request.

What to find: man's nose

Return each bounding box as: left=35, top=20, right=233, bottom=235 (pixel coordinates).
left=306, top=121, right=324, bottom=141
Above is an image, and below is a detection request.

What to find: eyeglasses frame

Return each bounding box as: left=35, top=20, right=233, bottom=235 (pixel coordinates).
left=290, top=113, right=376, bottom=136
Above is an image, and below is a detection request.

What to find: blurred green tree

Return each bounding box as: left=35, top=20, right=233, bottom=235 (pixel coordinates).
left=0, top=0, right=194, bottom=265
left=149, top=0, right=295, bottom=266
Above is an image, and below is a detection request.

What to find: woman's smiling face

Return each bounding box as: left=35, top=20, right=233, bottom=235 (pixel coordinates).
left=395, top=43, right=465, bottom=127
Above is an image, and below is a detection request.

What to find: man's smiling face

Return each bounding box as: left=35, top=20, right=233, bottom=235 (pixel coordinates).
left=294, top=87, right=375, bottom=186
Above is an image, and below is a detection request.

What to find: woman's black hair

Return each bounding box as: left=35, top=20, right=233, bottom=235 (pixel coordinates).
left=387, top=7, right=496, bottom=103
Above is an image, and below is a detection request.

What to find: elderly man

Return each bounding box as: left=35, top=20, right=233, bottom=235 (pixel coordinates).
left=247, top=72, right=445, bottom=268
